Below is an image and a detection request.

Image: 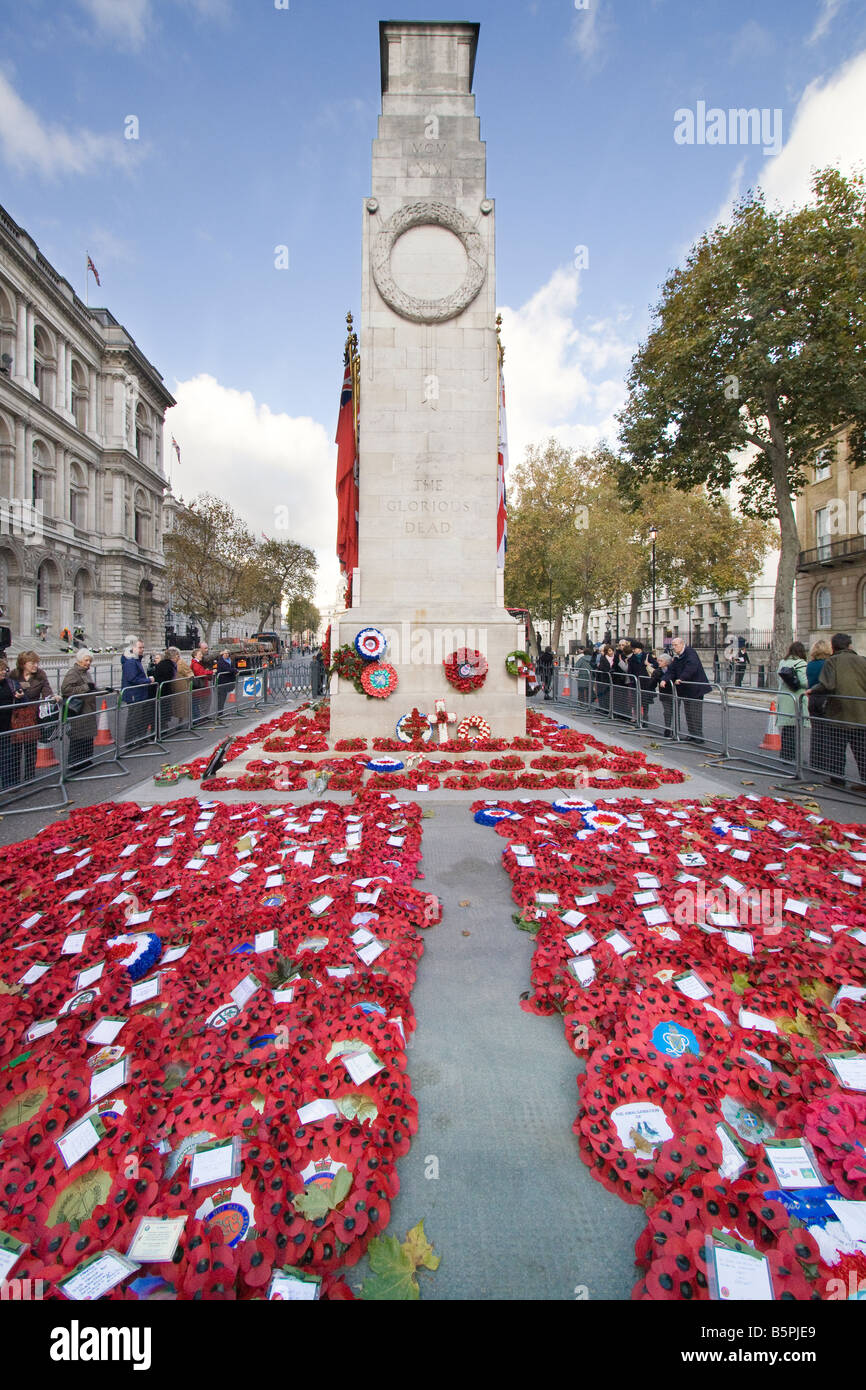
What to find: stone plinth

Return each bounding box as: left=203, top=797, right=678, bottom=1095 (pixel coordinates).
left=331, top=21, right=523, bottom=742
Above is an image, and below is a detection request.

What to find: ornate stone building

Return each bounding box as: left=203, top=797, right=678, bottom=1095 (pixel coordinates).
left=0, top=202, right=175, bottom=653
left=795, top=427, right=866, bottom=651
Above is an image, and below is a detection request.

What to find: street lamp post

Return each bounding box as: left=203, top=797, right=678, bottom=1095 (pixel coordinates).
left=649, top=525, right=658, bottom=653
left=548, top=573, right=553, bottom=652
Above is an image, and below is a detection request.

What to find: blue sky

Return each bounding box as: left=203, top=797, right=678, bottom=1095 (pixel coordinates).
left=1, top=0, right=864, bottom=608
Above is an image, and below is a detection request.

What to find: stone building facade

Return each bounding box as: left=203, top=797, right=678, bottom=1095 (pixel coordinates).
left=795, top=427, right=866, bottom=651
left=0, top=202, right=175, bottom=654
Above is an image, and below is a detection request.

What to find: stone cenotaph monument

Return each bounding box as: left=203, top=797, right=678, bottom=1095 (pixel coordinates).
left=330, top=20, right=524, bottom=742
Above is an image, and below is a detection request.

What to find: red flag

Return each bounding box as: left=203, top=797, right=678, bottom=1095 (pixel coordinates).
left=335, top=347, right=358, bottom=595
left=87, top=255, right=101, bottom=286
left=497, top=366, right=508, bottom=568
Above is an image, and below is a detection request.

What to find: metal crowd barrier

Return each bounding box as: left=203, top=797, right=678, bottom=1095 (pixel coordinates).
left=0, top=665, right=287, bottom=814
left=551, top=668, right=866, bottom=795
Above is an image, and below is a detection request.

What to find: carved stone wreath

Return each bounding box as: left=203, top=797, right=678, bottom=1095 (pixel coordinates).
left=371, top=202, right=487, bottom=324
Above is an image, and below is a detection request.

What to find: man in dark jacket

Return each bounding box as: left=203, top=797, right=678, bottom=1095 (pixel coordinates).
left=121, top=635, right=155, bottom=745
left=537, top=647, right=554, bottom=701
left=668, top=637, right=711, bottom=741
left=814, top=633, right=866, bottom=785
left=216, top=650, right=235, bottom=714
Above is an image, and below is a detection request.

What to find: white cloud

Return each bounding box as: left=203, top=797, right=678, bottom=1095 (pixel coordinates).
left=164, top=375, right=340, bottom=609
left=498, top=266, right=635, bottom=470
left=568, top=0, right=613, bottom=67
left=706, top=48, right=866, bottom=228
left=77, top=0, right=230, bottom=51
left=0, top=72, right=136, bottom=177
left=808, top=0, right=844, bottom=44
left=77, top=0, right=150, bottom=50
left=730, top=20, right=775, bottom=64
left=182, top=0, right=232, bottom=18
left=761, top=49, right=866, bottom=208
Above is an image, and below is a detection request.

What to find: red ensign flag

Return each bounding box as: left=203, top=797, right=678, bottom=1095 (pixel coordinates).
left=335, top=347, right=359, bottom=595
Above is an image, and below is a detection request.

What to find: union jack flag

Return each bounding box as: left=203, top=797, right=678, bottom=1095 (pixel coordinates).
left=86, top=255, right=100, bottom=286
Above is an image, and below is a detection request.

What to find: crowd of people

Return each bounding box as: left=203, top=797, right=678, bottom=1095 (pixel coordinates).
left=120, top=635, right=237, bottom=742
left=0, top=636, right=241, bottom=791
left=554, top=635, right=714, bottom=742
left=541, top=629, right=866, bottom=785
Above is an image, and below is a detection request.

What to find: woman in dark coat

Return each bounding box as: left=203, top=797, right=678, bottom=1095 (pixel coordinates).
left=594, top=645, right=614, bottom=715
left=61, top=650, right=98, bottom=769
left=11, top=650, right=54, bottom=783
left=153, top=648, right=179, bottom=732
left=0, top=656, right=23, bottom=787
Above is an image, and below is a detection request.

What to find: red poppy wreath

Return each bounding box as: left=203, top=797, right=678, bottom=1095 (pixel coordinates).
left=360, top=662, right=399, bottom=699
left=443, top=648, right=488, bottom=693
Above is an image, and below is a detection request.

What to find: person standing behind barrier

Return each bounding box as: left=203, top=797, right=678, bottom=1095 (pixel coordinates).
left=810, top=633, right=866, bottom=788
left=61, top=649, right=97, bottom=769
left=537, top=646, right=554, bottom=701
left=611, top=640, right=632, bottom=719
left=311, top=647, right=326, bottom=699
left=723, top=637, right=736, bottom=684
left=649, top=652, right=674, bottom=735
left=190, top=644, right=212, bottom=717
left=776, top=641, right=808, bottom=765
left=0, top=656, right=23, bottom=787
left=628, top=639, right=651, bottom=721
left=669, top=637, right=711, bottom=742
left=121, top=635, right=155, bottom=745
left=175, top=651, right=193, bottom=724
left=733, top=637, right=750, bottom=686
left=575, top=646, right=593, bottom=704
left=11, top=651, right=54, bottom=782
left=216, top=650, right=234, bottom=714
left=594, top=644, right=614, bottom=714
left=804, top=639, right=832, bottom=774
left=153, top=648, right=179, bottom=730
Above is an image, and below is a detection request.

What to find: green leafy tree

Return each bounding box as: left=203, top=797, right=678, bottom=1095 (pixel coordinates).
left=623, top=482, right=775, bottom=636
left=240, top=537, right=317, bottom=631
left=618, top=168, right=866, bottom=670
left=163, top=493, right=257, bottom=645
left=505, top=440, right=643, bottom=648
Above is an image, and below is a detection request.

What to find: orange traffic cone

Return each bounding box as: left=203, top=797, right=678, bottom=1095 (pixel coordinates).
left=760, top=700, right=781, bottom=751
left=561, top=675, right=571, bottom=697
left=36, top=740, right=59, bottom=769
left=94, top=698, right=114, bottom=747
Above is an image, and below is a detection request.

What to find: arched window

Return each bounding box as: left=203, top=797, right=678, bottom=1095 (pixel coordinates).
left=860, top=579, right=866, bottom=622
left=33, top=324, right=54, bottom=402
left=73, top=568, right=91, bottom=630
left=815, top=585, right=832, bottom=629
left=134, top=488, right=149, bottom=548
left=70, top=359, right=89, bottom=432
left=0, top=413, right=13, bottom=498
left=31, top=439, right=53, bottom=517
left=0, top=283, right=15, bottom=376
left=36, top=559, right=58, bottom=625
left=69, top=461, right=87, bottom=529
left=135, top=402, right=152, bottom=467
left=138, top=577, right=152, bottom=629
